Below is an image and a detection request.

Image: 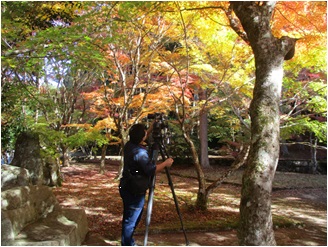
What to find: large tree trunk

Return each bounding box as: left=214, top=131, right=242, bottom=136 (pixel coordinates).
left=231, top=2, right=298, bottom=245
left=238, top=59, right=281, bottom=245
left=199, top=88, right=210, bottom=168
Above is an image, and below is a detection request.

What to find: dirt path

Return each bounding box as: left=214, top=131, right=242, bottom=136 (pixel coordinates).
left=54, top=163, right=327, bottom=246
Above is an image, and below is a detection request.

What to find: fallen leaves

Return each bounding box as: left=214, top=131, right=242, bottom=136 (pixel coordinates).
left=53, top=162, right=327, bottom=243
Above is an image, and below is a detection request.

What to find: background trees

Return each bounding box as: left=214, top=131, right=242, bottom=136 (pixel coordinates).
left=1, top=1, right=326, bottom=244
left=1, top=1, right=86, bottom=165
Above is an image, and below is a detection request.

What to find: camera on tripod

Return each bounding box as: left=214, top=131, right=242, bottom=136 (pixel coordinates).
left=147, top=113, right=169, bottom=141
left=145, top=112, right=189, bottom=246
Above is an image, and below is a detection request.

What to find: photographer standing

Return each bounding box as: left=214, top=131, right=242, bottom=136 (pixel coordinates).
left=119, top=123, right=174, bottom=246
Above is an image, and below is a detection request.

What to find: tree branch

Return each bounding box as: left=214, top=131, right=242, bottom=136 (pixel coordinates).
left=206, top=144, right=250, bottom=195
left=225, top=4, right=249, bottom=44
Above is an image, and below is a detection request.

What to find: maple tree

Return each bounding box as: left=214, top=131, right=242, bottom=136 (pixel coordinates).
left=135, top=2, right=255, bottom=211
left=76, top=2, right=182, bottom=175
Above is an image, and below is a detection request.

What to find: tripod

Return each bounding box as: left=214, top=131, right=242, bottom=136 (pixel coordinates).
left=144, top=139, right=189, bottom=246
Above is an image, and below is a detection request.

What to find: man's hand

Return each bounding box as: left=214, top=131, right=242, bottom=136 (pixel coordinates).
left=164, top=157, right=174, bottom=167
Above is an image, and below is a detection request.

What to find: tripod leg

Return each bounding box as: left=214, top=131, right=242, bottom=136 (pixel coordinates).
left=144, top=174, right=156, bottom=246
left=144, top=147, right=159, bottom=246
left=159, top=147, right=189, bottom=246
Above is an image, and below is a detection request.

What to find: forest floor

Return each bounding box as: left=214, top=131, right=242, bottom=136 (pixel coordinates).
left=53, top=161, right=327, bottom=246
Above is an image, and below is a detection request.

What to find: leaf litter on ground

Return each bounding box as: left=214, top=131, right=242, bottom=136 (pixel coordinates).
left=53, top=162, right=327, bottom=245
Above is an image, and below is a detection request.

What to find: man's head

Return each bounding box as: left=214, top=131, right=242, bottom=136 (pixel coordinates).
left=129, top=124, right=146, bottom=144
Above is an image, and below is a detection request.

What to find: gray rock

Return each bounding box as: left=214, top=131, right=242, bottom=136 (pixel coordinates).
left=1, top=165, right=31, bottom=190
left=9, top=131, right=62, bottom=187
left=1, top=185, right=88, bottom=246
left=11, top=132, right=44, bottom=185
left=1, top=185, right=59, bottom=236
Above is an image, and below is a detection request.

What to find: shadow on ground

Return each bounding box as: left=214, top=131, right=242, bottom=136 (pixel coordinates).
left=53, top=162, right=327, bottom=246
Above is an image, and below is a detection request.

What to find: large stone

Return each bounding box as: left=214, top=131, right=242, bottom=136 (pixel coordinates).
left=11, top=132, right=44, bottom=185
left=8, top=209, right=88, bottom=246
left=43, top=159, right=62, bottom=187
left=1, top=185, right=88, bottom=246
left=1, top=165, right=31, bottom=190
left=10, top=131, right=62, bottom=186
left=1, top=185, right=59, bottom=236
left=1, top=212, right=15, bottom=244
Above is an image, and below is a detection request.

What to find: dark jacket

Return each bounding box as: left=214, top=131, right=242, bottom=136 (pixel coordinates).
left=120, top=141, right=156, bottom=186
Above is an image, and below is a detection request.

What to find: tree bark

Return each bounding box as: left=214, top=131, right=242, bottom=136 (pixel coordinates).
left=199, top=88, right=210, bottom=168
left=230, top=2, right=298, bottom=245
left=206, top=145, right=249, bottom=200
left=99, top=144, right=107, bottom=174
left=182, top=130, right=207, bottom=210
left=310, top=133, right=318, bottom=174
left=61, top=144, right=70, bottom=167
left=117, top=128, right=129, bottom=179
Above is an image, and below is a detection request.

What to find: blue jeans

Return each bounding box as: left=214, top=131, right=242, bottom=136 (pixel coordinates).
left=119, top=187, right=146, bottom=246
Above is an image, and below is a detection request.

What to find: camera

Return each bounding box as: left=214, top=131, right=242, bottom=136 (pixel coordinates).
left=147, top=113, right=169, bottom=141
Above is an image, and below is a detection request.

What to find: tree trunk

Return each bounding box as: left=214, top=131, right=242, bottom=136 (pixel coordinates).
left=117, top=129, right=129, bottom=179
left=61, top=144, right=70, bottom=167
left=199, top=88, right=210, bottom=168
left=239, top=67, right=280, bottom=245
left=99, top=144, right=107, bottom=174
left=231, top=2, right=298, bottom=245
left=183, top=131, right=207, bottom=210
left=310, top=133, right=318, bottom=174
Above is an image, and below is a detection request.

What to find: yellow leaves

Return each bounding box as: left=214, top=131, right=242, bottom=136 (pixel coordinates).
left=129, top=92, right=145, bottom=108
left=94, top=117, right=117, bottom=131
left=111, top=96, right=124, bottom=106
left=190, top=64, right=218, bottom=74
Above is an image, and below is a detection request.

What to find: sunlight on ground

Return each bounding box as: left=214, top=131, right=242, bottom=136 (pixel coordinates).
left=85, top=207, right=108, bottom=215
left=204, top=232, right=232, bottom=241
left=55, top=163, right=327, bottom=246
left=69, top=182, right=87, bottom=188
left=302, top=240, right=323, bottom=245
left=214, top=205, right=239, bottom=213
left=90, top=183, right=116, bottom=189
left=279, top=196, right=301, bottom=201
left=272, top=197, right=327, bottom=234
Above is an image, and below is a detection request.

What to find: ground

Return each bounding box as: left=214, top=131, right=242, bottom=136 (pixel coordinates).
left=53, top=161, right=327, bottom=246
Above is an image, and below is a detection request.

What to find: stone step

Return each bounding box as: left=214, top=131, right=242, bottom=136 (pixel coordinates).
left=1, top=185, right=59, bottom=237
left=5, top=208, right=88, bottom=246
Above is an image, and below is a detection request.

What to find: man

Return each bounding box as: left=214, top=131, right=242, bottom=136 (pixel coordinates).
left=119, top=123, right=173, bottom=246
